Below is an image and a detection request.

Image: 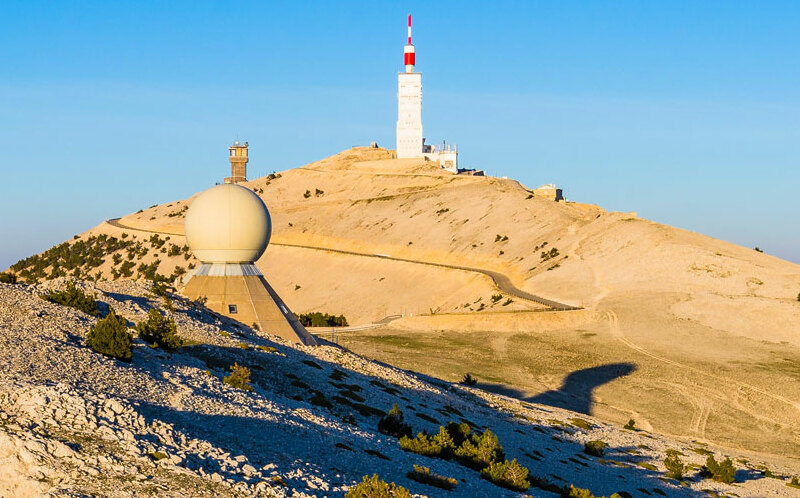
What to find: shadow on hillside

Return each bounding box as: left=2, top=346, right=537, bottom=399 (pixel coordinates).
left=528, top=363, right=637, bottom=415
left=476, top=363, right=636, bottom=416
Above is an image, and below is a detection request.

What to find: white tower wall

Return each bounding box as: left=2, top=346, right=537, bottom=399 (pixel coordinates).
left=396, top=72, right=423, bottom=158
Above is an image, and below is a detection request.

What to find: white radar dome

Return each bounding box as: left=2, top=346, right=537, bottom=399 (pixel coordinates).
left=184, top=184, right=271, bottom=263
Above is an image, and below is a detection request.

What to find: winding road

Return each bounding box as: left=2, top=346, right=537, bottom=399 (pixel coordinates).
left=105, top=218, right=579, bottom=311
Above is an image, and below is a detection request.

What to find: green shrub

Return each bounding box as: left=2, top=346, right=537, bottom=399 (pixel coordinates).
left=623, top=419, right=636, bottom=430
left=151, top=281, right=170, bottom=297
left=702, top=455, right=736, bottom=483
left=297, top=312, right=348, bottom=327
left=460, top=373, right=478, bottom=386
left=135, top=308, right=183, bottom=350
left=490, top=294, right=502, bottom=303
left=664, top=450, right=685, bottom=480
left=303, top=189, right=311, bottom=199
left=480, top=458, right=529, bottom=491
left=788, top=476, right=800, bottom=489
left=0, top=272, right=18, bottom=284
left=570, top=418, right=592, bottom=430
left=86, top=308, right=132, bottom=362
left=223, top=363, right=253, bottom=391
left=345, top=474, right=411, bottom=498
left=797, top=292, right=800, bottom=302
left=583, top=440, right=607, bottom=457
left=41, top=281, right=98, bottom=316
left=563, top=486, right=599, bottom=498
left=454, top=428, right=505, bottom=470
left=148, top=451, right=168, bottom=461
left=399, top=431, right=446, bottom=458
left=407, top=465, right=457, bottom=490
left=378, top=404, right=412, bottom=438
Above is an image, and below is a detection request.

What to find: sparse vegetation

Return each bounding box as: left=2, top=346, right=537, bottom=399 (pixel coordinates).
left=540, top=247, right=560, bottom=262
left=303, top=189, right=312, bottom=199
left=148, top=451, right=168, bottom=461
left=0, top=272, right=18, bottom=284
left=460, top=373, right=478, bottom=386
left=223, top=363, right=254, bottom=391
left=135, top=308, right=183, bottom=350
left=754, top=247, right=763, bottom=253
left=86, top=308, right=132, bottom=362
left=481, top=458, right=529, bottom=491
left=583, top=440, right=607, bottom=457
left=701, top=455, right=736, bottom=483
left=397, top=420, right=533, bottom=492
left=569, top=418, right=592, bottom=430
left=167, top=205, right=188, bottom=217
left=664, top=449, right=685, bottom=480
left=378, top=404, right=412, bottom=438
left=490, top=294, right=502, bottom=303
left=407, top=465, right=457, bottom=490
left=11, top=234, right=135, bottom=282
left=345, top=474, right=411, bottom=498
left=297, top=312, right=348, bottom=327
left=623, top=419, right=636, bottom=430
left=40, top=281, right=99, bottom=316
left=788, top=477, right=800, bottom=489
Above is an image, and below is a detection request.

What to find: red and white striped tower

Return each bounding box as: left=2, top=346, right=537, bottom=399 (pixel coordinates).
left=404, top=14, right=415, bottom=73
left=396, top=14, right=423, bottom=158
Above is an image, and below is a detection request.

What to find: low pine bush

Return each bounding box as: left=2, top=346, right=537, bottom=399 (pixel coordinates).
left=399, top=430, right=449, bottom=458
left=86, top=308, right=132, bottom=362
left=41, top=281, right=98, bottom=316
left=345, top=474, right=411, bottom=498
left=664, top=450, right=685, bottom=480
left=583, top=440, right=607, bottom=457
left=0, top=272, right=17, bottom=284
left=378, top=404, right=412, bottom=439
left=702, top=455, right=736, bottom=484
left=454, top=428, right=505, bottom=470
left=623, top=419, right=636, bottom=430
left=407, top=465, right=457, bottom=490
left=481, top=458, right=530, bottom=491
left=460, top=373, right=478, bottom=386
left=135, top=308, right=183, bottom=350
left=223, top=363, right=253, bottom=391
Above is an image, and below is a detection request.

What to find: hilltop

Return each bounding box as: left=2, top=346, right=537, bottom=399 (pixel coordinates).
left=8, top=147, right=800, bottom=466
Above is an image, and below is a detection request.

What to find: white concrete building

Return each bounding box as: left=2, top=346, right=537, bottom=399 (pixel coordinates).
left=395, top=15, right=458, bottom=173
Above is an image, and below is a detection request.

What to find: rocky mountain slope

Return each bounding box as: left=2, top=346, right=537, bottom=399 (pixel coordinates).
left=1, top=278, right=799, bottom=497
left=7, top=146, right=800, bottom=466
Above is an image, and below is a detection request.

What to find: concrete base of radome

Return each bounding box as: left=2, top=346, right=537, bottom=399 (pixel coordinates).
left=182, top=264, right=316, bottom=346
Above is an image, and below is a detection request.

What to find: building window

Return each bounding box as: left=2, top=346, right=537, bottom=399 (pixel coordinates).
left=228, top=304, right=238, bottom=314
left=231, top=149, right=236, bottom=156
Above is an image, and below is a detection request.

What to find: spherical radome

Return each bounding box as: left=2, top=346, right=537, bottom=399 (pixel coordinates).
left=184, top=184, right=271, bottom=263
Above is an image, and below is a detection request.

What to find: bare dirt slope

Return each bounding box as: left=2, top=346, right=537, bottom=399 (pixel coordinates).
left=10, top=147, right=800, bottom=464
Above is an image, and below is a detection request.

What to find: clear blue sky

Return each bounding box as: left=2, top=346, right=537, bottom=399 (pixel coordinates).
left=1, top=1, right=798, bottom=268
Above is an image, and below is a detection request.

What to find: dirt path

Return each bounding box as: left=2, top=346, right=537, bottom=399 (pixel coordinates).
left=105, top=218, right=579, bottom=311
left=605, top=310, right=800, bottom=415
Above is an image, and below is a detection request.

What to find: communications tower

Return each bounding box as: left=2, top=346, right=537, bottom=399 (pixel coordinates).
left=396, top=15, right=423, bottom=159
